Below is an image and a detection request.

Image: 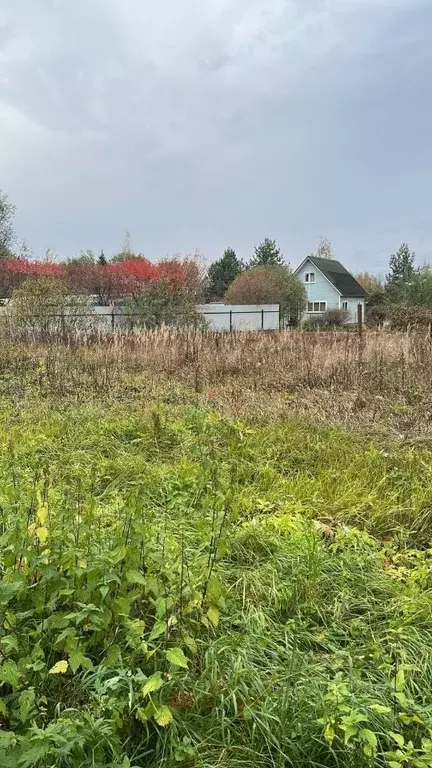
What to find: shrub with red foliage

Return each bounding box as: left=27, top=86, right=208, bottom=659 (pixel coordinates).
left=0, top=259, right=65, bottom=297
left=158, top=258, right=205, bottom=301
left=108, top=257, right=159, bottom=300
left=0, top=254, right=206, bottom=305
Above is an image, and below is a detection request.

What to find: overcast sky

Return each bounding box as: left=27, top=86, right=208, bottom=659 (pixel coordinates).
left=1, top=0, right=431, bottom=273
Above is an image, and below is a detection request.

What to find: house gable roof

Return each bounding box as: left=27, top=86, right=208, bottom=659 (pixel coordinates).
left=300, top=256, right=367, bottom=298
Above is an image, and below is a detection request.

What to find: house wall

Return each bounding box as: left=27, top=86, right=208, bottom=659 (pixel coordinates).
left=340, top=297, right=366, bottom=324
left=296, top=259, right=340, bottom=318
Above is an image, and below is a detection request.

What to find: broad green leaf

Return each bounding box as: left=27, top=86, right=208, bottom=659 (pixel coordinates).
left=136, top=702, right=156, bottom=722
left=343, top=724, right=358, bottom=744
left=55, top=627, right=76, bottom=648
left=154, top=705, right=173, bottom=727
left=128, top=619, right=145, bottom=636
left=126, top=570, right=147, bottom=586
left=49, top=660, right=68, bottom=675
left=370, top=703, right=391, bottom=714
left=0, top=582, right=22, bottom=605
left=1, top=634, right=19, bottom=653
left=69, top=650, right=92, bottom=674
left=166, top=647, right=188, bottom=669
left=389, top=732, right=405, bottom=748
left=36, top=526, right=49, bottom=543
left=110, top=546, right=127, bottom=565
left=18, top=689, right=36, bottom=723
left=149, top=620, right=166, bottom=641
left=104, top=644, right=121, bottom=667
left=141, top=671, right=164, bottom=697
left=0, top=660, right=20, bottom=688
left=113, top=597, right=132, bottom=617
left=207, top=605, right=219, bottom=627
left=206, top=576, right=223, bottom=603
left=184, top=636, right=197, bottom=655
left=156, top=596, right=173, bottom=618
left=359, top=729, right=377, bottom=750
left=395, top=668, right=405, bottom=691
left=36, top=505, right=48, bottom=525
left=324, top=724, right=335, bottom=744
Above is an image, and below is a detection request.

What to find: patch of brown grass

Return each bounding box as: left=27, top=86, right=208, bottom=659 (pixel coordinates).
left=1, top=328, right=432, bottom=436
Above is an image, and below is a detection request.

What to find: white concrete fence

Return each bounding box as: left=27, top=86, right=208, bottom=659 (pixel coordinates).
left=90, top=303, right=280, bottom=331
left=0, top=301, right=281, bottom=333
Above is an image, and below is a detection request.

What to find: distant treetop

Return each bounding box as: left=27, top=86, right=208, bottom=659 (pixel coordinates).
left=249, top=238, right=284, bottom=268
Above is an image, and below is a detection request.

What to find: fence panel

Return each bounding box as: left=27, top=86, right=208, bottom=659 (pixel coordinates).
left=0, top=304, right=281, bottom=336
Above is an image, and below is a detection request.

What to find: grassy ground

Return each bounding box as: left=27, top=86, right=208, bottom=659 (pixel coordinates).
left=1, top=330, right=432, bottom=766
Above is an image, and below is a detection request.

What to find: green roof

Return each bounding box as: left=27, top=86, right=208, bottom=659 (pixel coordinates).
left=307, top=257, right=367, bottom=298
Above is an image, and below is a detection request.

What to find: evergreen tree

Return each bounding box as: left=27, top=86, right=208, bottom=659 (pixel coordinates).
left=387, top=243, right=415, bottom=286
left=250, top=238, right=284, bottom=268
left=98, top=249, right=107, bottom=266
left=206, top=247, right=243, bottom=300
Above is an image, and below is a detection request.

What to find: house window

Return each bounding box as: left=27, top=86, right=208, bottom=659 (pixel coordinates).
left=308, top=301, right=327, bottom=313
left=342, top=301, right=348, bottom=311
left=305, top=272, right=315, bottom=283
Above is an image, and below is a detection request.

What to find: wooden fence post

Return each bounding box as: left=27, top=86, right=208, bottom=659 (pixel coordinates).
left=357, top=303, right=363, bottom=340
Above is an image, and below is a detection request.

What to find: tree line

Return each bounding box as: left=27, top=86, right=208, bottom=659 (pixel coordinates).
left=2, top=189, right=432, bottom=329
left=0, top=192, right=310, bottom=326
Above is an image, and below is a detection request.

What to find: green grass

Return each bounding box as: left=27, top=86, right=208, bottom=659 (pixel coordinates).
left=1, top=401, right=432, bottom=766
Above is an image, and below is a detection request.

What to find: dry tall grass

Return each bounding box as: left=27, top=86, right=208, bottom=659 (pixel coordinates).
left=1, top=327, right=430, bottom=396
left=0, top=328, right=432, bottom=416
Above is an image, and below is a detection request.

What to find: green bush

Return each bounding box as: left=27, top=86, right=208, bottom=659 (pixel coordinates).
left=367, top=304, right=432, bottom=330
left=302, top=308, right=349, bottom=330
left=226, top=264, right=306, bottom=325
left=322, top=307, right=350, bottom=327
left=11, top=278, right=92, bottom=337
left=125, top=282, right=206, bottom=330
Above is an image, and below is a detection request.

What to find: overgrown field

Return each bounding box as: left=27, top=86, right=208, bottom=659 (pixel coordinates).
left=1, top=328, right=432, bottom=435
left=1, top=332, right=432, bottom=767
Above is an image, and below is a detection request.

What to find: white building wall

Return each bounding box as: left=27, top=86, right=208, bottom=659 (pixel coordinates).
left=340, top=297, right=366, bottom=324
left=295, top=260, right=340, bottom=318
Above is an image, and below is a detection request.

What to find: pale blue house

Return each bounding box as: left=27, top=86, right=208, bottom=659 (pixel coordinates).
left=295, top=256, right=367, bottom=324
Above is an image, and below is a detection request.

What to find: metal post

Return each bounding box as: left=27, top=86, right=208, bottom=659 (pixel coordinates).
left=229, top=310, right=233, bottom=332
left=261, top=308, right=264, bottom=330
left=111, top=309, right=115, bottom=332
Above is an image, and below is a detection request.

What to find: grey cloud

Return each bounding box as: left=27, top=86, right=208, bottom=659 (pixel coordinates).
left=0, top=0, right=431, bottom=272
